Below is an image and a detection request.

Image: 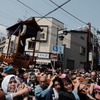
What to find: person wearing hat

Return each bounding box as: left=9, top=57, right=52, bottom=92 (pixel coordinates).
left=1, top=74, right=32, bottom=100
left=27, top=72, right=39, bottom=99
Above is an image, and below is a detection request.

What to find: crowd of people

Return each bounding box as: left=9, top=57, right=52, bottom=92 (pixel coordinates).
left=0, top=63, right=100, bottom=100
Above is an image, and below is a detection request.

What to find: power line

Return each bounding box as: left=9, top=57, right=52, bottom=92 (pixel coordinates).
left=17, top=0, right=71, bottom=28
left=10, top=0, right=98, bottom=36
left=41, top=32, right=85, bottom=53
left=41, top=0, right=83, bottom=29
left=14, top=0, right=91, bottom=47
left=50, top=32, right=86, bottom=47
left=41, top=0, right=54, bottom=8
left=49, top=0, right=97, bottom=31
left=9, top=0, right=64, bottom=29
left=72, top=33, right=87, bottom=43
left=1, top=0, right=98, bottom=33
left=0, top=11, right=17, bottom=20
left=0, top=14, right=17, bottom=23
left=0, top=12, right=18, bottom=21
left=0, top=24, right=8, bottom=28
left=37, top=0, right=71, bottom=22
left=50, top=0, right=86, bottom=24
left=9, top=0, right=31, bottom=19
left=17, top=0, right=42, bottom=16
left=9, top=0, right=28, bottom=10
left=16, top=0, right=68, bottom=30
left=64, top=37, right=85, bottom=47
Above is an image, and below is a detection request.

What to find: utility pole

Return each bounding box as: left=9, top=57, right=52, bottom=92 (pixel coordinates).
left=55, top=27, right=68, bottom=69
left=0, top=32, right=2, bottom=42
left=53, top=27, right=59, bottom=69
left=91, top=34, right=94, bottom=71
left=87, top=23, right=91, bottom=70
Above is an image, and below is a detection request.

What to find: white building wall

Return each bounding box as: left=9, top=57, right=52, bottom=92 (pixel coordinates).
left=25, top=18, right=64, bottom=58
left=2, top=17, right=64, bottom=58
left=63, top=33, right=71, bottom=49
left=24, top=17, right=64, bottom=64
left=35, top=17, right=64, bottom=53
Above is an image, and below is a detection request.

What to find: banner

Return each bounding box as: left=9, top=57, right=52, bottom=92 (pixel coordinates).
left=89, top=52, right=92, bottom=61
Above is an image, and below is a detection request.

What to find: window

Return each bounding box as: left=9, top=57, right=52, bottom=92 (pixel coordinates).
left=80, top=61, right=84, bottom=64
left=80, top=36, right=84, bottom=40
left=80, top=46, right=85, bottom=54
left=28, top=41, right=34, bottom=50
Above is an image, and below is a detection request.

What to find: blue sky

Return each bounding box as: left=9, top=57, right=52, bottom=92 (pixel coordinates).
left=0, top=0, right=100, bottom=34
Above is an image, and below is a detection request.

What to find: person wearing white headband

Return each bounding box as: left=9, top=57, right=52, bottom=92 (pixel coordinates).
left=1, top=74, right=32, bottom=100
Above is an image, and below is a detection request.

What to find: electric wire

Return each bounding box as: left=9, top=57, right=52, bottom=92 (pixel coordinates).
left=9, top=0, right=31, bottom=19
left=0, top=11, right=17, bottom=20
left=64, top=37, right=84, bottom=47
left=41, top=0, right=81, bottom=29
left=50, top=32, right=86, bottom=48
left=0, top=0, right=62, bottom=30
left=17, top=0, right=98, bottom=33
left=42, top=0, right=88, bottom=41
left=0, top=0, right=96, bottom=58
left=17, top=0, right=70, bottom=30
left=50, top=0, right=86, bottom=25
left=0, top=0, right=98, bottom=33
left=36, top=0, right=71, bottom=22
left=17, top=0, right=43, bottom=16
left=0, top=1, right=98, bottom=51
left=0, top=24, right=8, bottom=28
left=49, top=0, right=97, bottom=31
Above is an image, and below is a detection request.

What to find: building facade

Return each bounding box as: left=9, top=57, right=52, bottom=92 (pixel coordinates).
left=0, top=18, right=99, bottom=70
left=24, top=17, right=64, bottom=66
left=63, top=30, right=88, bottom=70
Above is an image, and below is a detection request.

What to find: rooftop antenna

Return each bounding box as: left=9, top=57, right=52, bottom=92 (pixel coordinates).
left=17, top=18, right=23, bottom=23
left=23, top=11, right=28, bottom=20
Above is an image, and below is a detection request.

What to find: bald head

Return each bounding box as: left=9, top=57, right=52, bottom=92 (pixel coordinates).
left=39, top=76, right=47, bottom=89
left=40, top=76, right=46, bottom=82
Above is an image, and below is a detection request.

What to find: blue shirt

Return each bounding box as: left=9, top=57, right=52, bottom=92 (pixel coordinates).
left=34, top=85, right=49, bottom=100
